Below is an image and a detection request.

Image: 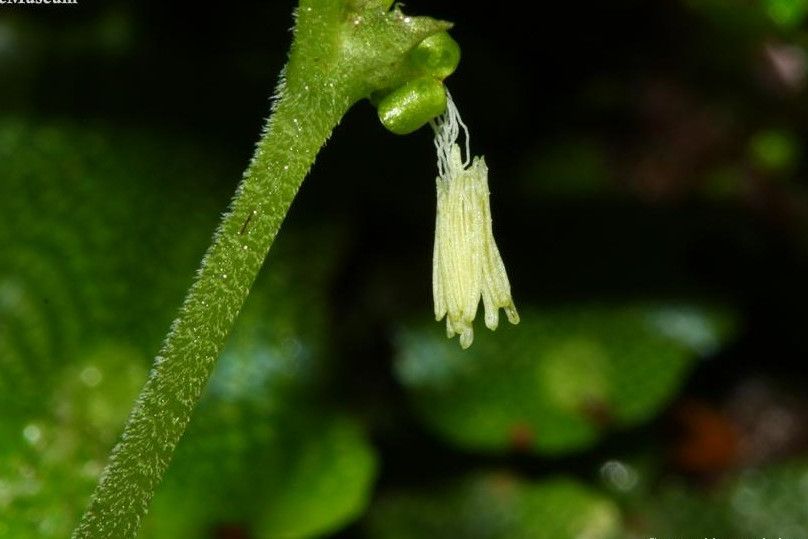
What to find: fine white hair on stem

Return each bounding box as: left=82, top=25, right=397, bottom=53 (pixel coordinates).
left=430, top=88, right=519, bottom=349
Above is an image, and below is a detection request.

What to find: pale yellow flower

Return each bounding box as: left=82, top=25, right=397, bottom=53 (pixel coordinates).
left=431, top=93, right=519, bottom=349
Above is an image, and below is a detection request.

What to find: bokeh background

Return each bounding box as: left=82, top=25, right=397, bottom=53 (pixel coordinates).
left=2, top=0, right=808, bottom=537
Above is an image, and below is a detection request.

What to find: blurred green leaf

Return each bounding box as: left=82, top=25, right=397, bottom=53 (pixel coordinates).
left=725, top=461, right=808, bottom=536
left=367, top=472, right=621, bottom=539
left=0, top=343, right=147, bottom=538
left=764, top=0, right=808, bottom=29
left=697, top=0, right=808, bottom=31
left=143, top=230, right=378, bottom=538
left=144, top=407, right=377, bottom=539
left=0, top=118, right=226, bottom=537
left=749, top=129, right=800, bottom=175
left=632, top=460, right=808, bottom=537
left=396, top=304, right=735, bottom=455
left=0, top=119, right=227, bottom=406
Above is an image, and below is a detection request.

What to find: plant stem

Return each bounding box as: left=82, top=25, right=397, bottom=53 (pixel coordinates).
left=72, top=1, right=449, bottom=537
left=71, top=62, right=347, bottom=539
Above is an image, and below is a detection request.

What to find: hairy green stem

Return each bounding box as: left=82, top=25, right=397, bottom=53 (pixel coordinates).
left=72, top=1, right=449, bottom=537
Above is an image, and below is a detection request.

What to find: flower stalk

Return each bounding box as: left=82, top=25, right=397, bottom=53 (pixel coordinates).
left=72, top=2, right=452, bottom=536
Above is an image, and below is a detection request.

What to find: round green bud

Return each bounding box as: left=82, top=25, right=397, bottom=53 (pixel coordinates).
left=377, top=77, right=448, bottom=135
left=409, top=32, right=461, bottom=80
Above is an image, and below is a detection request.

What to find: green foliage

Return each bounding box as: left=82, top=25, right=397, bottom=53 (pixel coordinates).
left=367, top=473, right=621, bottom=539
left=0, top=344, right=146, bottom=539
left=749, top=129, right=800, bottom=175
left=725, top=461, right=808, bottom=536
left=144, top=406, right=376, bottom=539
left=0, top=120, right=223, bottom=406
left=764, top=0, right=808, bottom=28
left=396, top=304, right=735, bottom=455
left=0, top=119, right=225, bottom=538
left=634, top=460, right=808, bottom=537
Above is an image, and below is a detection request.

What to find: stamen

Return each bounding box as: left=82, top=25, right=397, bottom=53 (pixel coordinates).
left=430, top=91, right=519, bottom=349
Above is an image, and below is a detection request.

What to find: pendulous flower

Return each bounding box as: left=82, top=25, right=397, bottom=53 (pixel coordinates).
left=431, top=93, right=519, bottom=349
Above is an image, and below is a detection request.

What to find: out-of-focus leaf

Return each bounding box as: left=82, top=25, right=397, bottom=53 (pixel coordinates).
left=143, top=231, right=378, bottom=538
left=630, top=460, right=808, bottom=538
left=627, top=479, right=731, bottom=538
left=0, top=119, right=227, bottom=407
left=764, top=0, right=808, bottom=29
left=396, top=304, right=735, bottom=455
left=749, top=129, right=800, bottom=175
left=366, top=472, right=621, bottom=539
left=143, top=407, right=377, bottom=539
left=0, top=344, right=147, bottom=539
left=725, top=461, right=808, bottom=536
left=0, top=119, right=227, bottom=537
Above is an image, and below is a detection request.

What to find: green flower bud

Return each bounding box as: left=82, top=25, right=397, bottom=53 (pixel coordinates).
left=377, top=77, right=448, bottom=135
left=409, top=31, right=461, bottom=80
